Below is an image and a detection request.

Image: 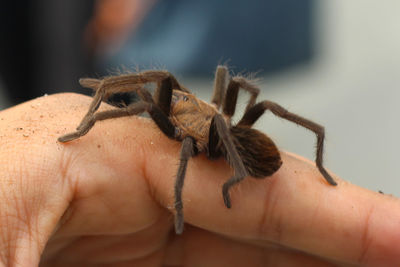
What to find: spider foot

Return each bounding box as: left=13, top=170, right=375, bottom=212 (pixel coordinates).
left=222, top=184, right=232, bottom=209
left=58, top=132, right=80, bottom=143
left=174, top=217, right=184, bottom=235
left=58, top=120, right=95, bottom=143
left=319, top=166, right=337, bottom=186
left=174, top=212, right=184, bottom=234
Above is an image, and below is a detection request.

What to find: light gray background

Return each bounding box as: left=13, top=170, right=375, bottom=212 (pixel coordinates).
left=1, top=1, right=399, bottom=195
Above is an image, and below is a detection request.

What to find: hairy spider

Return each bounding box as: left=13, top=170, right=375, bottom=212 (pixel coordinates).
left=58, top=65, right=337, bottom=234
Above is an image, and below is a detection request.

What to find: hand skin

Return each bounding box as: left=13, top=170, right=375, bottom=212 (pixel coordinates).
left=0, top=94, right=400, bottom=267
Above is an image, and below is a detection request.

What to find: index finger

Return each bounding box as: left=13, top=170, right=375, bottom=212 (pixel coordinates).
left=146, top=138, right=400, bottom=266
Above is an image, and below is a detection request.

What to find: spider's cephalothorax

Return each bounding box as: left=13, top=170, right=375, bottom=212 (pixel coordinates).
left=58, top=66, right=337, bottom=234
left=169, top=90, right=217, bottom=151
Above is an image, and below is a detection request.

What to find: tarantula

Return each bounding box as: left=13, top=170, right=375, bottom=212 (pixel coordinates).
left=58, top=65, right=337, bottom=234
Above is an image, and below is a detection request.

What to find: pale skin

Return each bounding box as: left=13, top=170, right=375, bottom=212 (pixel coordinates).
left=0, top=94, right=400, bottom=267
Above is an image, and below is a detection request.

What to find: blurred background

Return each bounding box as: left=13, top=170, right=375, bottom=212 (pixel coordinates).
left=0, top=1, right=399, bottom=196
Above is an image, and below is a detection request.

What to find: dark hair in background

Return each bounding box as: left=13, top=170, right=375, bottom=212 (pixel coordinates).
left=0, top=1, right=95, bottom=104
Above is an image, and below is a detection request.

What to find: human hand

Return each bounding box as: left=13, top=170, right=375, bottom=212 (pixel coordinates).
left=0, top=94, right=399, bottom=266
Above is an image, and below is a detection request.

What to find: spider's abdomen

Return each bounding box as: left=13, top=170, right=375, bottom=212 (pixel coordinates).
left=230, top=126, right=282, bottom=178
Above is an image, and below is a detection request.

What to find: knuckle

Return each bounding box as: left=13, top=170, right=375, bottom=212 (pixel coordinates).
left=256, top=177, right=285, bottom=243
left=357, top=206, right=374, bottom=264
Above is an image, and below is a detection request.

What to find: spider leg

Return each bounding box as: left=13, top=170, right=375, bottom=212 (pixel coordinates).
left=60, top=70, right=187, bottom=142
left=77, top=70, right=184, bottom=123
left=76, top=78, right=105, bottom=131
left=153, top=76, right=174, bottom=115
left=58, top=100, right=176, bottom=142
left=222, top=76, right=260, bottom=123
left=211, top=65, right=229, bottom=109
left=207, top=113, right=221, bottom=159
left=174, top=136, right=197, bottom=234
left=80, top=70, right=183, bottom=95
left=211, top=114, right=249, bottom=208
left=76, top=77, right=149, bottom=131
left=238, top=101, right=337, bottom=186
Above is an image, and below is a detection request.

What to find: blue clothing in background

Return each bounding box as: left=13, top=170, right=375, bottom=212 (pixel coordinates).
left=103, top=0, right=314, bottom=76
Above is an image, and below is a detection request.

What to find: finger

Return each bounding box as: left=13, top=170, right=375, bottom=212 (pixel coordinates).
left=42, top=214, right=171, bottom=265
left=47, top=94, right=172, bottom=236
left=0, top=95, right=82, bottom=266
left=164, top=226, right=342, bottom=267
left=143, top=123, right=400, bottom=265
